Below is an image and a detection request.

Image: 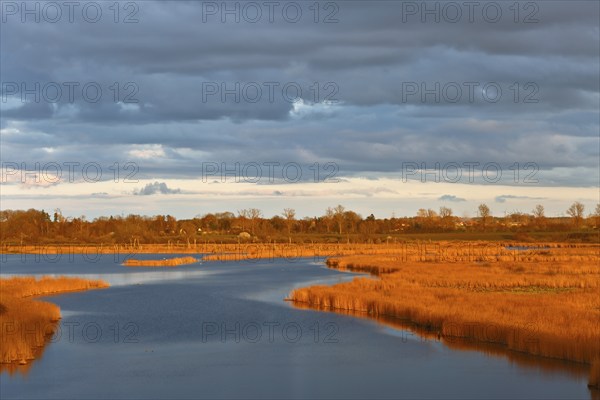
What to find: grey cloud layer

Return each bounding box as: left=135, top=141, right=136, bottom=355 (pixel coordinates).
left=1, top=1, right=598, bottom=187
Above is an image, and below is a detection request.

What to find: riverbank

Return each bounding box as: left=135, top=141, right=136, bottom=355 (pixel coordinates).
left=289, top=255, right=600, bottom=390
left=0, top=276, right=109, bottom=370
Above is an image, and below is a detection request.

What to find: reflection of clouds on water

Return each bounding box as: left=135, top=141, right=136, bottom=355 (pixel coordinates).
left=245, top=272, right=361, bottom=305
left=0, top=270, right=215, bottom=287
left=85, top=270, right=215, bottom=286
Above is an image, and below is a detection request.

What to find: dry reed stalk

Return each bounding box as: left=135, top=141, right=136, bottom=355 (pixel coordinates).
left=0, top=276, right=109, bottom=369
left=289, top=255, right=600, bottom=388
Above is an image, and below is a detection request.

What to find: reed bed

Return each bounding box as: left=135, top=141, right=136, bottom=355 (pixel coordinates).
left=0, top=276, right=109, bottom=369
left=289, top=254, right=600, bottom=389
left=4, top=242, right=598, bottom=262
left=201, top=242, right=599, bottom=262
left=123, top=256, right=198, bottom=267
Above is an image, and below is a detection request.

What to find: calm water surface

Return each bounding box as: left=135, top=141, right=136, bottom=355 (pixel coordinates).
left=0, top=254, right=592, bottom=399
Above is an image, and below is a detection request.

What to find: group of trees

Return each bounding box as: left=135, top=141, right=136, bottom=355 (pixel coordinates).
left=1, top=202, right=598, bottom=245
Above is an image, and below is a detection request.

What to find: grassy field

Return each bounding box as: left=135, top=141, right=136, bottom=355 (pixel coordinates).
left=201, top=242, right=599, bottom=263
left=0, top=276, right=109, bottom=372
left=289, top=248, right=600, bottom=390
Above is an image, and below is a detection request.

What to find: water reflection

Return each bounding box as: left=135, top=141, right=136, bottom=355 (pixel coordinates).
left=291, top=302, right=592, bottom=384
left=0, top=305, right=60, bottom=376
left=2, top=270, right=213, bottom=287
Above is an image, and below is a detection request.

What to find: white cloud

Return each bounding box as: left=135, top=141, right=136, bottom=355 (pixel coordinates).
left=128, top=144, right=166, bottom=159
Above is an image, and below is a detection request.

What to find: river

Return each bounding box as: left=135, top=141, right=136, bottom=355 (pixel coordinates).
left=0, top=254, right=591, bottom=399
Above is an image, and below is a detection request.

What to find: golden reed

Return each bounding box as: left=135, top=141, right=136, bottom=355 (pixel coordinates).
left=4, top=241, right=598, bottom=262
left=289, top=251, right=600, bottom=389
left=123, top=256, right=198, bottom=267
left=0, top=276, right=109, bottom=372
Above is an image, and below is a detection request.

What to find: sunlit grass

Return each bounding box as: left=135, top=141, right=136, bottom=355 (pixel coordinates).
left=0, top=276, right=109, bottom=370
left=123, top=256, right=198, bottom=267
left=6, top=241, right=599, bottom=264
left=289, top=251, right=600, bottom=389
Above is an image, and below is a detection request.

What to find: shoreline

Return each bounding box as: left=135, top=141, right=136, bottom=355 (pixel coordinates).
left=288, top=254, right=600, bottom=390
left=291, top=299, right=592, bottom=381
left=0, top=276, right=110, bottom=370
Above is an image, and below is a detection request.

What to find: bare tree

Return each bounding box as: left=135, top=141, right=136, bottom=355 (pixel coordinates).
left=533, top=204, right=545, bottom=218
left=416, top=208, right=438, bottom=230
left=333, top=205, right=345, bottom=235
left=248, top=208, right=262, bottom=235
left=439, top=206, right=453, bottom=229
left=531, top=204, right=545, bottom=228
left=237, top=209, right=250, bottom=231
left=439, top=207, right=453, bottom=218
left=478, top=204, right=491, bottom=230
left=417, top=208, right=438, bottom=218
left=282, top=208, right=296, bottom=235
left=324, top=207, right=334, bottom=233
left=566, top=201, right=585, bottom=228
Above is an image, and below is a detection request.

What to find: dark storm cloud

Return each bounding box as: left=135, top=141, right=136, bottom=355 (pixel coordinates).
left=0, top=1, right=598, bottom=187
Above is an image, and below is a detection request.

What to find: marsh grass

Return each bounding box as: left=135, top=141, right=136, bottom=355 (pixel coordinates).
left=289, top=254, right=600, bottom=389
left=5, top=242, right=599, bottom=263
left=0, top=276, right=109, bottom=371
left=123, top=256, right=198, bottom=267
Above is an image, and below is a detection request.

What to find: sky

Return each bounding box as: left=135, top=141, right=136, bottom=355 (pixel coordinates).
left=1, top=0, right=598, bottom=219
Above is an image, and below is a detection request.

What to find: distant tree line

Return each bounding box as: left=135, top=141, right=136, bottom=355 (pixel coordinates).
left=1, top=202, right=599, bottom=245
